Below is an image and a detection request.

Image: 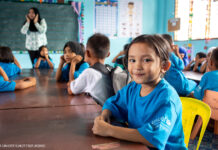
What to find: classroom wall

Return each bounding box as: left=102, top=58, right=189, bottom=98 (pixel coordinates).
left=14, top=0, right=159, bottom=68
left=161, top=0, right=218, bottom=58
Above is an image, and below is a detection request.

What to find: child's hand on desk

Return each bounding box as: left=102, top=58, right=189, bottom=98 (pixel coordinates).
left=92, top=116, right=111, bottom=137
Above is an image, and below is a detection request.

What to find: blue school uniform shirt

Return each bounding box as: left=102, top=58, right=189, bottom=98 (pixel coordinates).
left=0, top=62, right=21, bottom=77
left=33, top=58, right=54, bottom=69
left=103, top=79, right=187, bottom=150
left=165, top=52, right=197, bottom=96
left=194, top=70, right=218, bottom=100
left=0, top=75, right=16, bottom=92
left=61, top=62, right=89, bottom=82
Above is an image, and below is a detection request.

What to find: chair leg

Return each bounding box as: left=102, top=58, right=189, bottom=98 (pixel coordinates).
left=190, top=117, right=203, bottom=140
left=214, top=120, right=218, bottom=135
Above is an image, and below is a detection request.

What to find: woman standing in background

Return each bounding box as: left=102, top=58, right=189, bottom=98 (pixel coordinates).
left=21, top=7, right=47, bottom=66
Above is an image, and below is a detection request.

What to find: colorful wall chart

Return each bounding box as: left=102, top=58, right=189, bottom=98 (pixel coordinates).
left=95, top=0, right=118, bottom=37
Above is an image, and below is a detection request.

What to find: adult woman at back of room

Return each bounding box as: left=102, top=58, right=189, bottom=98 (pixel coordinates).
left=21, top=7, right=47, bottom=66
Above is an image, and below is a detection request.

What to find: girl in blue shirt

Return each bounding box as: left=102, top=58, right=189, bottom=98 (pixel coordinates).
left=56, top=41, right=89, bottom=82
left=92, top=35, right=187, bottom=150
left=33, top=46, right=54, bottom=69
left=0, top=46, right=21, bottom=77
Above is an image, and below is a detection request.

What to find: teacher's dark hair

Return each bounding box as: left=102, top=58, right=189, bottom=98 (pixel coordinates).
left=0, top=46, right=14, bottom=63
left=24, top=7, right=42, bottom=32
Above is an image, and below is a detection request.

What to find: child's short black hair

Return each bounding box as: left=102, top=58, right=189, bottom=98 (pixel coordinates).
left=162, top=34, right=173, bottom=45
left=210, top=47, right=218, bottom=69
left=123, top=44, right=129, bottom=52
left=0, top=46, right=14, bottom=63
left=125, top=34, right=170, bottom=67
left=63, top=41, right=84, bottom=58
left=196, top=52, right=206, bottom=58
left=87, top=33, right=110, bottom=59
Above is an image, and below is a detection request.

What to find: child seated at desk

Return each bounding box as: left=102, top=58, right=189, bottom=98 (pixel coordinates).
left=0, top=66, right=36, bottom=92
left=0, top=46, right=21, bottom=77
left=112, top=44, right=129, bottom=69
left=184, top=52, right=206, bottom=72
left=162, top=34, right=197, bottom=96
left=92, top=34, right=187, bottom=150
left=56, top=41, right=89, bottom=82
left=33, top=45, right=54, bottom=69
left=67, top=33, right=114, bottom=106
left=193, top=47, right=218, bottom=100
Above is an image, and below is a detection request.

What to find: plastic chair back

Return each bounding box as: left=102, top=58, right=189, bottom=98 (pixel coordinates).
left=180, top=97, right=211, bottom=150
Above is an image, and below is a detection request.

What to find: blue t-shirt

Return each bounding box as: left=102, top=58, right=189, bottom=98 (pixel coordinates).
left=165, top=52, right=197, bottom=96
left=0, top=62, right=21, bottom=77
left=0, top=75, right=16, bottom=92
left=194, top=70, right=218, bottom=100
left=33, top=58, right=54, bottom=69
left=103, top=80, right=187, bottom=150
left=60, top=62, right=89, bottom=82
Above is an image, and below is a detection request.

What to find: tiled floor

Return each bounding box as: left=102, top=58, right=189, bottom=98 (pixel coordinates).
left=188, top=130, right=218, bottom=150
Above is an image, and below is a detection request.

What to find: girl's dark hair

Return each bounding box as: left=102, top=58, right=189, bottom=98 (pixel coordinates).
left=38, top=45, right=50, bottom=59
left=0, top=46, right=14, bottom=63
left=24, top=7, right=42, bottom=32
left=124, top=34, right=170, bottom=68
left=210, top=47, right=218, bottom=69
left=63, top=41, right=85, bottom=70
left=196, top=52, right=206, bottom=58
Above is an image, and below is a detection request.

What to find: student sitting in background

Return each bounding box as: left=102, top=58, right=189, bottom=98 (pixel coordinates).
left=199, top=47, right=216, bottom=73
left=68, top=33, right=114, bottom=106
left=112, top=44, right=129, bottom=69
left=179, top=47, right=189, bottom=67
left=33, top=45, right=54, bottom=69
left=56, top=41, right=89, bottom=82
left=0, top=66, right=36, bottom=92
left=193, top=47, right=218, bottom=100
left=162, top=34, right=197, bottom=96
left=92, top=34, right=186, bottom=150
left=0, top=46, right=21, bottom=77
left=184, top=52, right=206, bottom=72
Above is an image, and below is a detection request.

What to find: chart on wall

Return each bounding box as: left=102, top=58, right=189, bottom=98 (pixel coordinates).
left=118, top=0, right=142, bottom=37
left=95, top=0, right=118, bottom=37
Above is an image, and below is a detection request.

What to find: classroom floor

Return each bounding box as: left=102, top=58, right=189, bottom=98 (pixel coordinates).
left=189, top=130, right=218, bottom=150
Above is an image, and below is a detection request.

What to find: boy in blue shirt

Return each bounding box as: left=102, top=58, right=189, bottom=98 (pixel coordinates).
left=92, top=35, right=187, bottom=150
left=0, top=66, right=36, bottom=92
left=193, top=47, right=218, bottom=100
left=162, top=34, right=197, bottom=96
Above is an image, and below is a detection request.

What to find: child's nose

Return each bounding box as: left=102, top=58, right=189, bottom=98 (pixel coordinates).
left=135, top=61, right=143, bottom=69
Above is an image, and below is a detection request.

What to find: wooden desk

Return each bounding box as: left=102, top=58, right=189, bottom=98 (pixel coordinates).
left=183, top=71, right=203, bottom=82
left=0, top=69, right=146, bottom=149
left=0, top=69, right=96, bottom=110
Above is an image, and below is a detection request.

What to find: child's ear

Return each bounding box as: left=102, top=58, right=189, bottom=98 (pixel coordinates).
left=162, top=61, right=171, bottom=72
left=86, top=50, right=91, bottom=58
left=107, top=52, right=110, bottom=57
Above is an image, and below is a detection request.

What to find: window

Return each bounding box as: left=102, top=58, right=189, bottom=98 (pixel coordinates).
left=175, top=0, right=218, bottom=41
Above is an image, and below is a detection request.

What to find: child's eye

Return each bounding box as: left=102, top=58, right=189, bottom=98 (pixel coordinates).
left=128, top=59, right=135, bottom=63
left=143, top=59, right=152, bottom=62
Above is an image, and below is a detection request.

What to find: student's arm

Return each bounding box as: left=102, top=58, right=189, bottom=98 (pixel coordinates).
left=184, top=59, right=195, bottom=71
left=92, top=116, right=154, bottom=147
left=15, top=77, right=36, bottom=90
left=69, top=55, right=83, bottom=81
left=34, top=17, right=47, bottom=34
left=56, top=55, right=65, bottom=82
left=199, top=60, right=207, bottom=73
left=193, top=58, right=205, bottom=72
left=193, top=74, right=207, bottom=100
left=0, top=67, right=9, bottom=81
left=172, top=45, right=183, bottom=60
left=170, top=52, right=184, bottom=70
left=112, top=51, right=125, bottom=63
left=13, top=56, right=21, bottom=69
left=45, top=55, right=54, bottom=69
left=34, top=57, right=41, bottom=69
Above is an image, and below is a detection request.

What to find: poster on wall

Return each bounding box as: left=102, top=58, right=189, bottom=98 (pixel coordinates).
left=95, top=0, right=118, bottom=37
left=168, top=18, right=180, bottom=32
left=118, top=0, right=142, bottom=37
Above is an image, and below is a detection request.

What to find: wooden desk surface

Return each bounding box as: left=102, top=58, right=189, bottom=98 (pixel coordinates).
left=0, top=69, right=146, bottom=149
left=0, top=69, right=96, bottom=110
left=183, top=71, right=203, bottom=82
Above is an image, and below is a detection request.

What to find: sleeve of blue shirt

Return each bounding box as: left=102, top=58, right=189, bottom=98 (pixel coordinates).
left=14, top=64, right=21, bottom=74
left=0, top=80, right=16, bottom=92
left=170, top=52, right=184, bottom=70
left=194, top=74, right=207, bottom=100
left=137, top=100, right=178, bottom=149
left=74, top=62, right=89, bottom=79
left=102, top=84, right=130, bottom=122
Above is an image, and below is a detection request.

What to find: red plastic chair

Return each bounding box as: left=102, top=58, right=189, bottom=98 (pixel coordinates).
left=190, top=90, right=218, bottom=140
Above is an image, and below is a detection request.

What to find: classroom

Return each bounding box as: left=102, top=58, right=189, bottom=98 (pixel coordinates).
left=0, top=0, right=218, bottom=150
